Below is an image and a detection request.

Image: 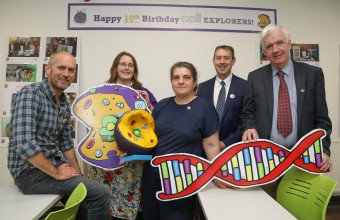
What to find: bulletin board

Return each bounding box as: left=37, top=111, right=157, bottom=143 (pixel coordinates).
left=1, top=37, right=80, bottom=145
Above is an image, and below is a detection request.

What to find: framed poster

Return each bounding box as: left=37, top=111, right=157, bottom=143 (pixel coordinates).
left=290, top=43, right=320, bottom=67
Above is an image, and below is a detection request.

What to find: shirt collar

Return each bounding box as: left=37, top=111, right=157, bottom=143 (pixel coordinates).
left=271, top=59, right=293, bottom=77
left=216, top=73, right=233, bottom=85
left=41, top=78, right=67, bottom=104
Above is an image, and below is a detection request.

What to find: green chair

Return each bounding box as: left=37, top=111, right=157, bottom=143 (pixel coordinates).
left=277, top=167, right=337, bottom=220
left=45, top=182, right=87, bottom=220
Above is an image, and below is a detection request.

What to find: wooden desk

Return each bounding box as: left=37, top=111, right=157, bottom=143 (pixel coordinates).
left=198, top=183, right=296, bottom=220
left=0, top=182, right=62, bottom=220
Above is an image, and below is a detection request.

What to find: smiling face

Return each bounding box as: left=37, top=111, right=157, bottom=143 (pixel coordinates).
left=45, top=52, right=76, bottom=96
left=213, top=48, right=236, bottom=80
left=263, top=29, right=291, bottom=70
left=116, top=55, right=135, bottom=85
left=171, top=67, right=197, bottom=98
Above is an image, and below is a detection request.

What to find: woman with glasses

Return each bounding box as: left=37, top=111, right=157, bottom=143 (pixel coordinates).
left=88, top=51, right=157, bottom=220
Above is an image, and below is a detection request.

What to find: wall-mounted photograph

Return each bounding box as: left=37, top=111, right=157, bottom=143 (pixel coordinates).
left=6, top=63, right=37, bottom=83
left=8, top=37, right=40, bottom=58
left=290, top=43, right=319, bottom=62
left=1, top=116, right=10, bottom=138
left=257, top=42, right=270, bottom=66
left=45, top=37, right=78, bottom=57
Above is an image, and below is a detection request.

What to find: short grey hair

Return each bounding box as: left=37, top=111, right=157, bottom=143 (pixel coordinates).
left=260, top=25, right=290, bottom=49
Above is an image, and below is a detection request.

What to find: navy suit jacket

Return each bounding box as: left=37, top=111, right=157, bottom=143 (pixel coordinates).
left=240, top=60, right=332, bottom=155
left=197, top=75, right=247, bottom=147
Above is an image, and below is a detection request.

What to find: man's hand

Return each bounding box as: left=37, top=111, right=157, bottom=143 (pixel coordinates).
left=219, top=141, right=226, bottom=150
left=242, top=129, right=259, bottom=142
left=54, top=163, right=81, bottom=180
left=28, top=152, right=81, bottom=180
left=320, top=153, right=333, bottom=172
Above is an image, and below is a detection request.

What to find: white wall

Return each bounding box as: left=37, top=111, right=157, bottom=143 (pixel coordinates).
left=1, top=0, right=340, bottom=192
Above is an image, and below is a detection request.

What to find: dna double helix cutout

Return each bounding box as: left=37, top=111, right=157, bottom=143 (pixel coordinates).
left=151, top=129, right=326, bottom=201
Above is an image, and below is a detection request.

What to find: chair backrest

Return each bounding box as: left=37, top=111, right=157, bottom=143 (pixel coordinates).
left=45, top=182, right=87, bottom=220
left=277, top=167, right=337, bottom=220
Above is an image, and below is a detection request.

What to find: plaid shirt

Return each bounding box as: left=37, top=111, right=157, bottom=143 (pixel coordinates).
left=8, top=79, right=74, bottom=179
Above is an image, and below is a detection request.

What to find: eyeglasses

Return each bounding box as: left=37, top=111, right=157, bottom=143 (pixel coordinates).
left=118, top=63, right=135, bottom=69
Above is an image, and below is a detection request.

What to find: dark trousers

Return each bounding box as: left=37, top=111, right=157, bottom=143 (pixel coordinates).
left=15, top=166, right=111, bottom=220
left=141, top=163, right=195, bottom=220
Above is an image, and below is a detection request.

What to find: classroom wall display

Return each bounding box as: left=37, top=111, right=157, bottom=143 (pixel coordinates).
left=152, top=129, right=326, bottom=201
left=0, top=36, right=80, bottom=145
left=72, top=84, right=154, bottom=170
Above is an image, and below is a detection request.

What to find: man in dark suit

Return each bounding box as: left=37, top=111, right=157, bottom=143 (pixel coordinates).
left=240, top=25, right=332, bottom=197
left=196, top=45, right=246, bottom=220
left=197, top=45, right=246, bottom=150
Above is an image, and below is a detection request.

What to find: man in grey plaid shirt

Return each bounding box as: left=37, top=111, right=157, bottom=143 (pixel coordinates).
left=7, top=51, right=111, bottom=220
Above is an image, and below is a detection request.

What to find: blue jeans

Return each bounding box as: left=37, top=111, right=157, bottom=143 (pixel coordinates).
left=14, top=167, right=111, bottom=220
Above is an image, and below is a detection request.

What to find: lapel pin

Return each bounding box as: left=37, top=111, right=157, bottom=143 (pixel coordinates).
left=230, top=94, right=235, bottom=99
left=301, top=89, right=305, bottom=93
left=187, top=106, right=191, bottom=110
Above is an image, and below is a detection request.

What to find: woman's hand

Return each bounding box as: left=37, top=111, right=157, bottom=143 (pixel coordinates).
left=119, top=152, right=129, bottom=166
left=138, top=90, right=153, bottom=111
left=138, top=90, right=150, bottom=103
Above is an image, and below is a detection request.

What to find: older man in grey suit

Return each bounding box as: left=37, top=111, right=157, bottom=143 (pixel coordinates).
left=240, top=24, right=332, bottom=198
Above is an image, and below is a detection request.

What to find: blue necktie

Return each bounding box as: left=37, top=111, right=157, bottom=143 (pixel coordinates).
left=216, top=81, right=226, bottom=122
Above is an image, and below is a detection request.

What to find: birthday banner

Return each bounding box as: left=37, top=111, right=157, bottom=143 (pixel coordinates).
left=68, top=3, right=276, bottom=33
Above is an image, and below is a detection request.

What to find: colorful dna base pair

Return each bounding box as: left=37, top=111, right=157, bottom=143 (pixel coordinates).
left=152, top=129, right=326, bottom=201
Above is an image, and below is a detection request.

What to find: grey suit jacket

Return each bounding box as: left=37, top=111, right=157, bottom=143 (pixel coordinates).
left=240, top=60, right=332, bottom=155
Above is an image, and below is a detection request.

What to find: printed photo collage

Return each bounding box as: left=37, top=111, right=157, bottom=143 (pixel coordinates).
left=1, top=37, right=80, bottom=144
